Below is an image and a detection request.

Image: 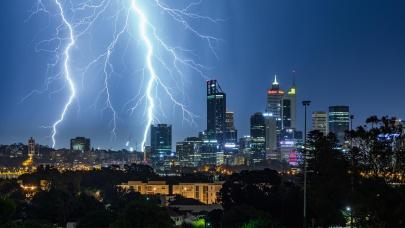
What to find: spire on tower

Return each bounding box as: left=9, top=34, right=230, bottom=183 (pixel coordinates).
left=272, top=74, right=279, bottom=85
left=292, top=70, right=296, bottom=87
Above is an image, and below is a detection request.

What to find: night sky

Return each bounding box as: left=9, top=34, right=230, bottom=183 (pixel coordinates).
left=1, top=0, right=404, bottom=149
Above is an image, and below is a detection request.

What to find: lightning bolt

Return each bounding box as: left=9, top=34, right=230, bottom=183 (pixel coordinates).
left=131, top=0, right=220, bottom=160
left=131, top=2, right=156, bottom=160
left=51, top=0, right=76, bottom=148
left=25, top=0, right=221, bottom=153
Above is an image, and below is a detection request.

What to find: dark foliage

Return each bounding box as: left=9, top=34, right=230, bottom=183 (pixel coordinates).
left=219, top=169, right=302, bottom=227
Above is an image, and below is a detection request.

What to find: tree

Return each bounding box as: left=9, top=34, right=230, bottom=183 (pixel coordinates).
left=221, top=205, right=274, bottom=228
left=71, top=193, right=105, bottom=221
left=28, top=188, right=76, bottom=225
left=219, top=169, right=301, bottom=227
left=111, top=200, right=173, bottom=228
left=306, top=131, right=350, bottom=227
left=207, top=209, right=223, bottom=228
left=0, top=197, right=16, bottom=225
left=77, top=210, right=115, bottom=228
left=346, top=116, right=405, bottom=226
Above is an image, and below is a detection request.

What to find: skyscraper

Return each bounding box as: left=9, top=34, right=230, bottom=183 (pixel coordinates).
left=312, top=111, right=328, bottom=136
left=224, top=111, right=237, bottom=145
left=250, top=112, right=266, bottom=164
left=266, top=75, right=284, bottom=132
left=283, top=80, right=297, bottom=129
left=176, top=137, right=201, bottom=167
left=264, top=113, right=278, bottom=160
left=70, top=137, right=90, bottom=151
left=150, top=124, right=172, bottom=164
left=206, top=80, right=226, bottom=144
left=328, top=106, right=350, bottom=144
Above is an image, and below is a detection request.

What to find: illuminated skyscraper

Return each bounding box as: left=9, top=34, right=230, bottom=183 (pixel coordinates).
left=224, top=111, right=237, bottom=145
left=328, top=106, right=350, bottom=144
left=283, top=79, right=297, bottom=129
left=176, top=137, right=201, bottom=167
left=266, top=75, right=284, bottom=132
left=206, top=80, right=226, bottom=145
left=70, top=137, right=90, bottom=151
left=312, top=111, right=328, bottom=136
left=150, top=124, right=172, bottom=164
left=250, top=112, right=266, bottom=164
left=264, top=113, right=278, bottom=159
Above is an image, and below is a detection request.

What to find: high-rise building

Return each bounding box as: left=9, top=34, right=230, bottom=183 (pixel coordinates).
left=283, top=80, right=297, bottom=129
left=70, top=137, right=90, bottom=151
left=279, top=128, right=299, bottom=163
left=224, top=111, right=237, bottom=144
left=206, top=80, right=226, bottom=145
left=266, top=75, right=284, bottom=132
left=200, top=142, right=222, bottom=166
left=176, top=137, right=202, bottom=167
left=312, top=111, right=328, bottom=136
left=328, top=106, right=350, bottom=144
left=250, top=112, right=266, bottom=164
left=150, top=124, right=172, bottom=165
left=239, top=136, right=252, bottom=155
left=263, top=113, right=278, bottom=160
left=28, top=137, right=35, bottom=156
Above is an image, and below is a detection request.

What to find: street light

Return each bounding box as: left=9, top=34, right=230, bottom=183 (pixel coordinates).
left=350, top=115, right=354, bottom=228
left=350, top=115, right=354, bottom=131
left=302, top=100, right=311, bottom=228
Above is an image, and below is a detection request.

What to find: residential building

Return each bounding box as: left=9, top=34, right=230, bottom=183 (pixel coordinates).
left=118, top=181, right=169, bottom=195
left=172, top=182, right=223, bottom=204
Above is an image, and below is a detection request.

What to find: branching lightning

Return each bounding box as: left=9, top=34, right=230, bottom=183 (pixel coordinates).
left=131, top=2, right=156, bottom=159
left=51, top=0, right=76, bottom=148
left=25, top=0, right=221, bottom=153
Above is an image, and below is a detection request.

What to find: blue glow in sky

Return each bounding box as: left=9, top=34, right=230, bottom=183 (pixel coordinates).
left=1, top=0, right=405, bottom=149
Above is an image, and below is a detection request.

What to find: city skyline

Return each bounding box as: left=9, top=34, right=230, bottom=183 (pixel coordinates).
left=1, top=0, right=405, bottom=150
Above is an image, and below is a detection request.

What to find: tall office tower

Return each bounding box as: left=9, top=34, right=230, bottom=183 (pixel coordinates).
left=200, top=142, right=222, bottom=166
left=70, top=137, right=91, bottom=151
left=206, top=80, right=226, bottom=144
left=328, top=106, right=350, bottom=144
left=224, top=111, right=238, bottom=145
left=250, top=112, right=266, bottom=164
left=266, top=75, right=285, bottom=133
left=263, top=113, right=278, bottom=160
left=238, top=136, right=252, bottom=155
left=28, top=137, right=35, bottom=156
left=150, top=124, right=172, bottom=164
left=312, top=111, right=328, bottom=136
left=283, top=80, right=297, bottom=129
left=176, top=137, right=202, bottom=167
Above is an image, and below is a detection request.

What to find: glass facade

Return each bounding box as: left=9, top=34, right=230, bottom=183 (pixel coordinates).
left=328, top=106, right=350, bottom=144
left=207, top=80, right=226, bottom=145
left=250, top=112, right=266, bottom=164
left=150, top=124, right=172, bottom=166
left=70, top=137, right=90, bottom=151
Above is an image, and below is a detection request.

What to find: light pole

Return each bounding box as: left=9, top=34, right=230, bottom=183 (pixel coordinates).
left=350, top=115, right=354, bottom=131
left=349, top=114, right=354, bottom=228
left=302, top=100, right=311, bottom=228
